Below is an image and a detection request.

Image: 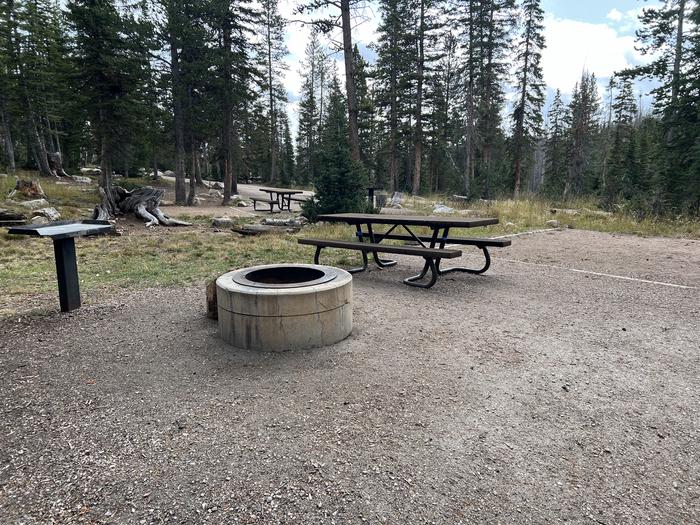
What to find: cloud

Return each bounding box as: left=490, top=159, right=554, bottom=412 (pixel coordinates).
left=606, top=8, right=623, bottom=22
left=541, top=14, right=646, bottom=93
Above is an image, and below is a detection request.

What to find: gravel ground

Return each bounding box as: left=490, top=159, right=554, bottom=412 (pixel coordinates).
left=1, top=229, right=698, bottom=524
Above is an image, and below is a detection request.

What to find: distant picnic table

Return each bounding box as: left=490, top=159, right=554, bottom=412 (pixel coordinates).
left=298, top=213, right=511, bottom=288
left=252, top=187, right=304, bottom=213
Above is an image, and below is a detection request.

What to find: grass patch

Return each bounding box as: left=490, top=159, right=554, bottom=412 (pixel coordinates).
left=410, top=195, right=700, bottom=238
left=0, top=224, right=363, bottom=317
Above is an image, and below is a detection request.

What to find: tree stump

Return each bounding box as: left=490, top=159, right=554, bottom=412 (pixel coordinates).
left=93, top=185, right=191, bottom=227
left=7, top=179, right=46, bottom=199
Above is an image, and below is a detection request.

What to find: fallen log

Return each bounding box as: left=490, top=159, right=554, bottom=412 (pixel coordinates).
left=93, top=185, right=191, bottom=227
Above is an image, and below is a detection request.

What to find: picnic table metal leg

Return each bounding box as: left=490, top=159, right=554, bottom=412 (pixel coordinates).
left=437, top=246, right=491, bottom=275
left=366, top=223, right=397, bottom=268
left=313, top=246, right=368, bottom=273
left=403, top=257, right=438, bottom=288
left=53, top=237, right=81, bottom=312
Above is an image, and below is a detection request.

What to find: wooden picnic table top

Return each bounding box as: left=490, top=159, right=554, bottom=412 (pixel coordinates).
left=317, top=213, right=499, bottom=228
left=259, top=187, right=304, bottom=195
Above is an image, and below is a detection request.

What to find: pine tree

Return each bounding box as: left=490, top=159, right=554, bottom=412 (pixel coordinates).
left=455, top=0, right=516, bottom=197
left=302, top=75, right=367, bottom=221
left=353, top=44, right=375, bottom=180
left=511, top=0, right=545, bottom=197
left=374, top=0, right=414, bottom=191
left=278, top=110, right=295, bottom=185
left=295, top=32, right=323, bottom=185
left=67, top=0, right=152, bottom=214
left=564, top=71, right=600, bottom=198
left=542, top=89, right=567, bottom=196
left=260, top=0, right=287, bottom=183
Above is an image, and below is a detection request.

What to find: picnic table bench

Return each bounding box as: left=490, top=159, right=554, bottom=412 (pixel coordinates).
left=7, top=220, right=113, bottom=311
left=252, top=187, right=303, bottom=213
left=298, top=213, right=510, bottom=288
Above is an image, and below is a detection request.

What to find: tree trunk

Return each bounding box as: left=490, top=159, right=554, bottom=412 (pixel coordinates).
left=187, top=142, right=197, bottom=205
left=222, top=17, right=235, bottom=204
left=670, top=0, right=686, bottom=106
left=412, top=0, right=425, bottom=195
left=152, top=150, right=158, bottom=179
left=98, top=133, right=117, bottom=217
left=27, top=114, right=53, bottom=177
left=340, top=0, right=361, bottom=163
left=266, top=8, right=277, bottom=183
left=169, top=14, right=187, bottom=205
left=0, top=100, right=16, bottom=174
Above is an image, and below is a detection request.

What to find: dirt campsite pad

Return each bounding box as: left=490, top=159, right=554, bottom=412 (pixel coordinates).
left=1, top=230, right=698, bottom=523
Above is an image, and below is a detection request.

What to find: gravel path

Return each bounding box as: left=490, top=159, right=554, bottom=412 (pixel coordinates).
left=1, top=230, right=698, bottom=524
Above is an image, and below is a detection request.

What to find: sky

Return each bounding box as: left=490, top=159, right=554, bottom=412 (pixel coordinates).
left=280, top=0, right=662, bottom=133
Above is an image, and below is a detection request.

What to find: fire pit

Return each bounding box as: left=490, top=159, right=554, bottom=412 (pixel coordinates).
left=216, top=264, right=352, bottom=351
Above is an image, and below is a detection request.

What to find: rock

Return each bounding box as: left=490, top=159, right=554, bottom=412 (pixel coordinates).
left=19, top=198, right=49, bottom=209
left=262, top=217, right=306, bottom=227
left=550, top=207, right=579, bottom=215
left=233, top=224, right=299, bottom=235
left=389, top=191, right=403, bottom=207
left=30, top=215, right=49, bottom=225
left=208, top=189, right=223, bottom=198
left=72, top=176, right=92, bottom=184
left=583, top=208, right=613, bottom=218
left=0, top=173, right=7, bottom=178
left=546, top=219, right=560, bottom=228
left=192, top=197, right=202, bottom=206
left=80, top=167, right=101, bottom=176
left=32, top=207, right=61, bottom=221
left=163, top=170, right=175, bottom=178
left=213, top=182, right=224, bottom=190
left=433, top=204, right=454, bottom=214
left=380, top=207, right=418, bottom=216
left=212, top=217, right=234, bottom=228
left=236, top=200, right=250, bottom=207
left=505, top=221, right=516, bottom=228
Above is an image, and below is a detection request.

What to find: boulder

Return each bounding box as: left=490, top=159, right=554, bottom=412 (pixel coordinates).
left=208, top=189, right=223, bottom=198
left=212, top=217, right=234, bottom=228
left=80, top=167, right=101, bottom=176
left=433, top=204, right=454, bottom=214
left=236, top=200, right=250, bottom=207
left=0, top=173, right=7, bottom=178
left=262, top=217, right=306, bottom=227
left=19, top=198, right=50, bottom=209
left=72, top=176, right=92, bottom=184
left=32, top=207, right=61, bottom=221
left=163, top=170, right=175, bottom=178
left=30, top=215, right=49, bottom=225
left=546, top=219, right=560, bottom=228
left=212, top=182, right=224, bottom=190
left=504, top=221, right=516, bottom=228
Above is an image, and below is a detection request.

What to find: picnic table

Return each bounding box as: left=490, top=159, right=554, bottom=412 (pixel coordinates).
left=298, top=213, right=510, bottom=288
left=7, top=220, right=113, bottom=311
left=253, top=187, right=304, bottom=213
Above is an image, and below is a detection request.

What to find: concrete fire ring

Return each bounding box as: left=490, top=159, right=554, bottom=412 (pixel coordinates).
left=216, top=264, right=353, bottom=351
